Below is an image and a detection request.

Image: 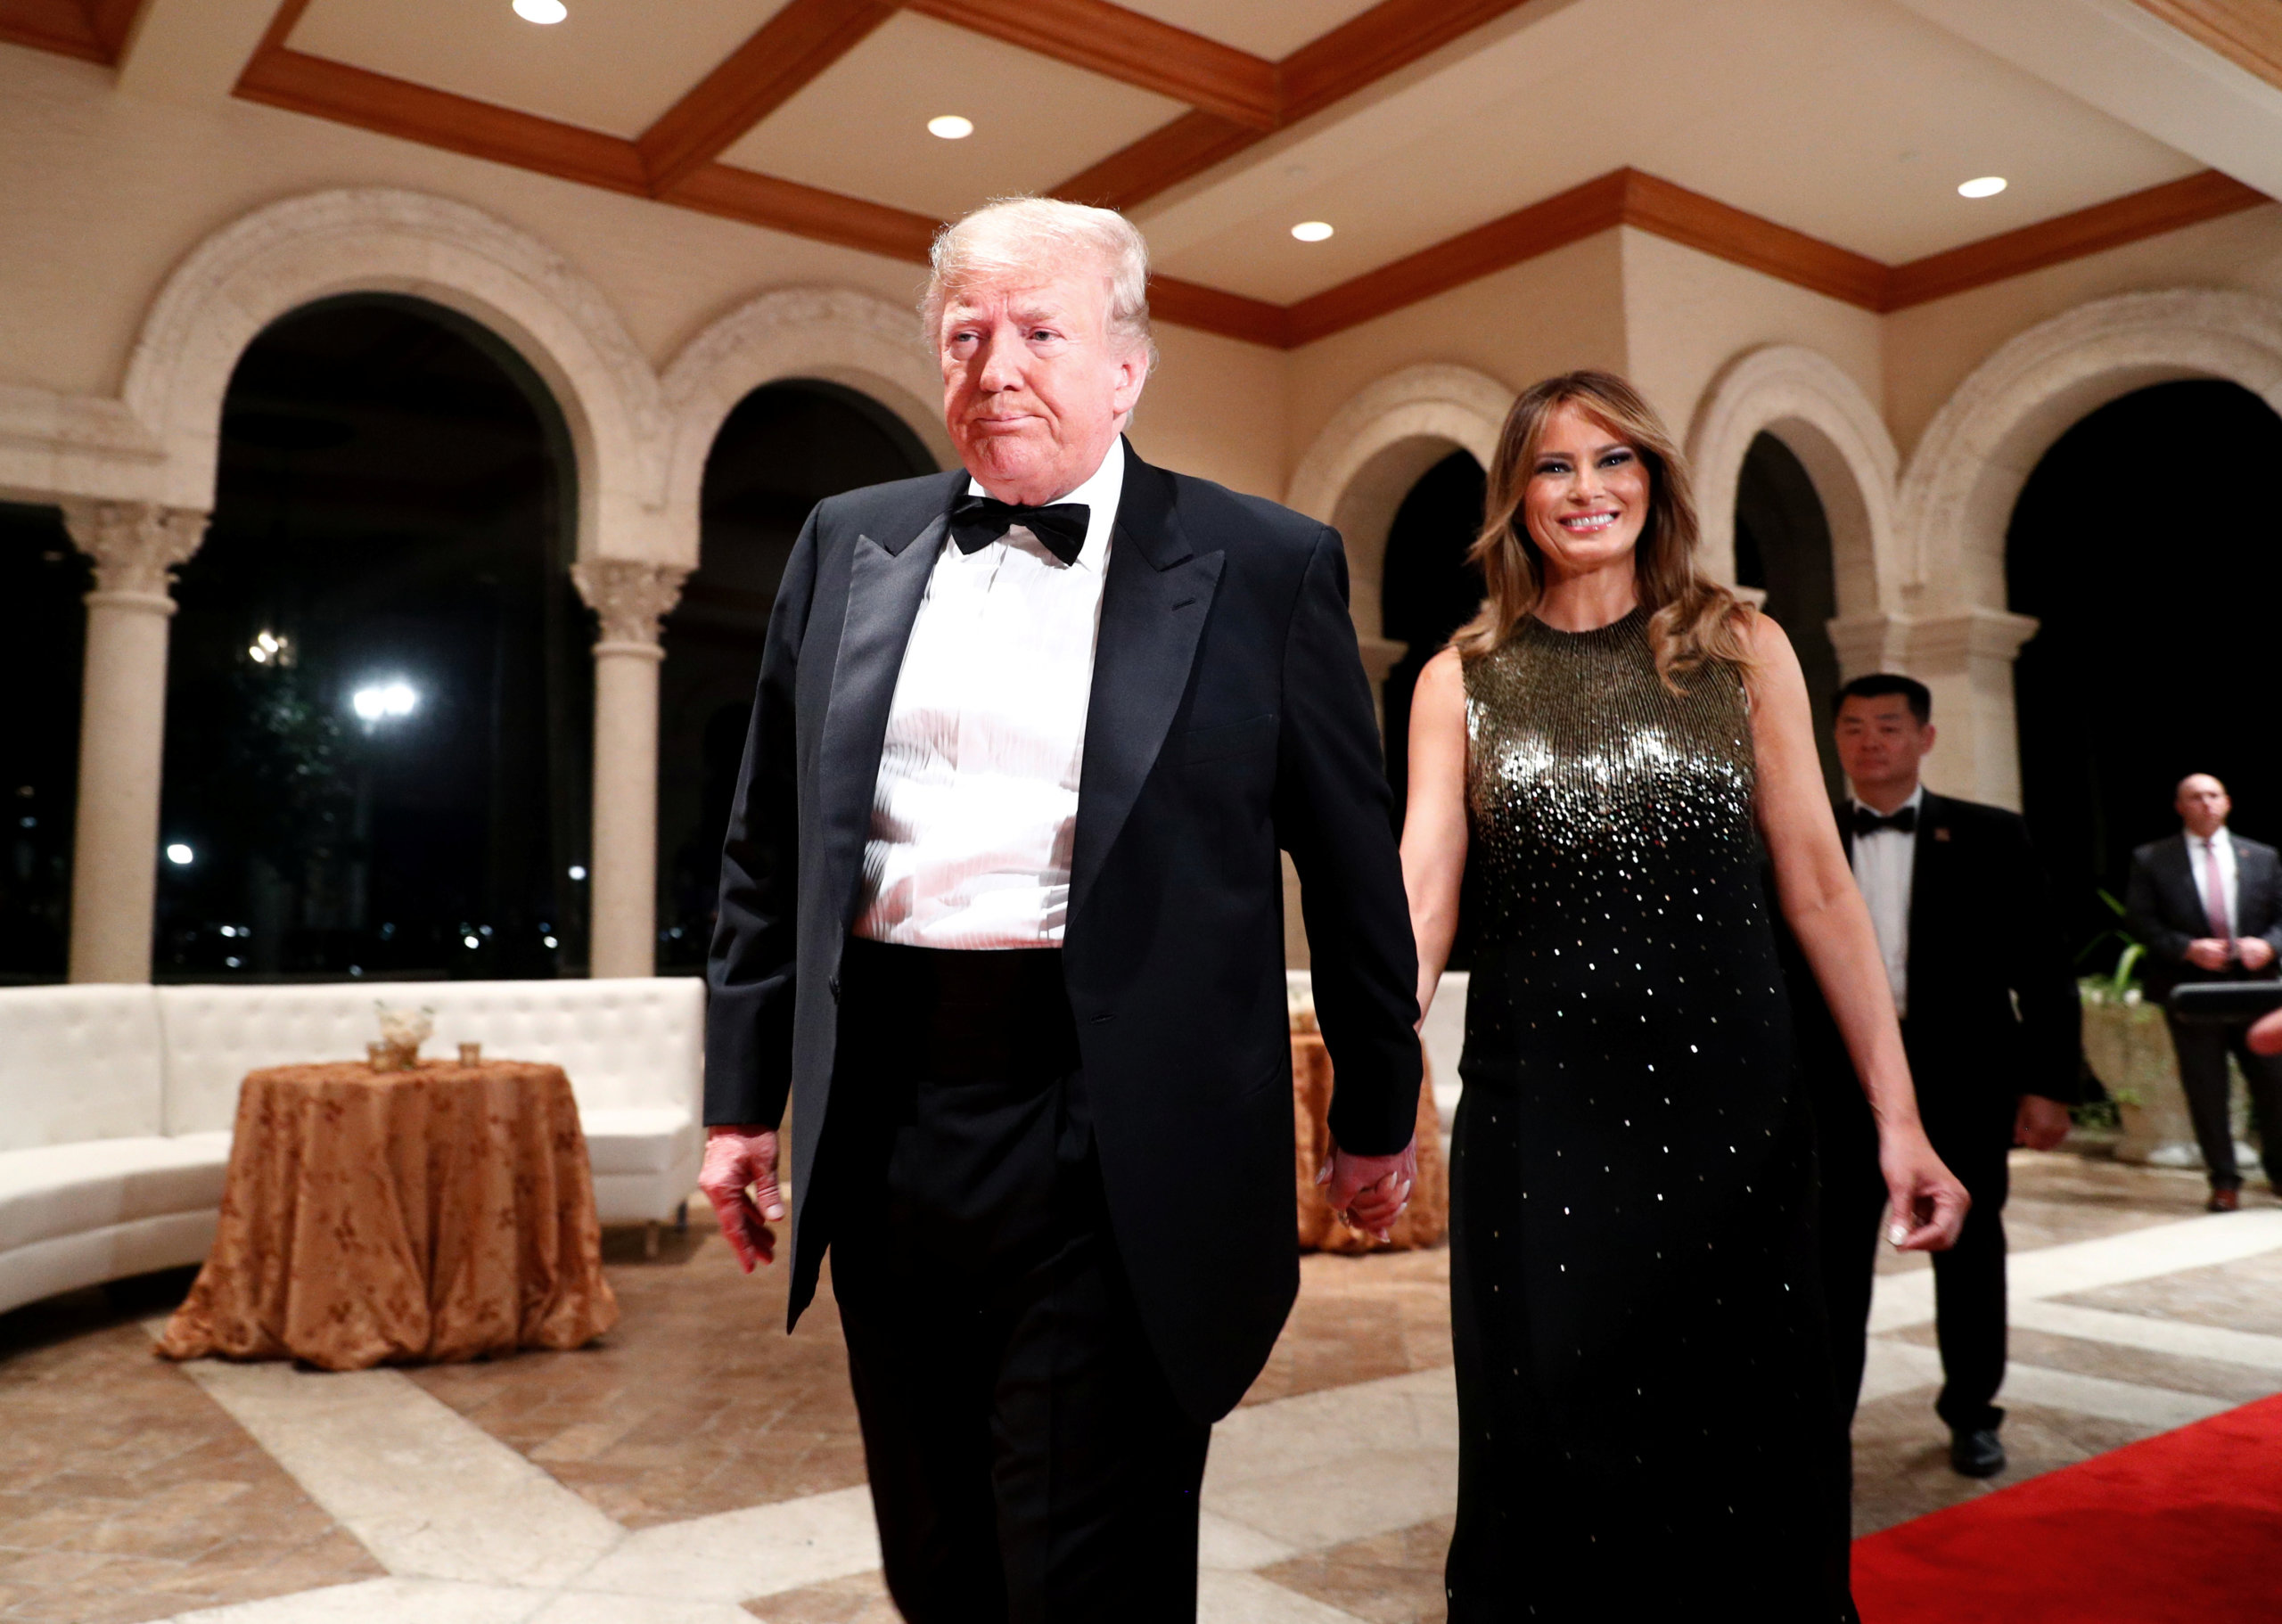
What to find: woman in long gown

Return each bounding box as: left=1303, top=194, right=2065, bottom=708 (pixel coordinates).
left=1400, top=372, right=1967, bottom=1620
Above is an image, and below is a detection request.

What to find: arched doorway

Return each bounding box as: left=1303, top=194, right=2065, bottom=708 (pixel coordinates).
left=1379, top=447, right=1485, bottom=827
left=156, top=295, right=587, bottom=980
left=2009, top=379, right=2282, bottom=956
left=1734, top=431, right=1843, bottom=797
left=655, top=380, right=933, bottom=971
left=0, top=504, right=86, bottom=982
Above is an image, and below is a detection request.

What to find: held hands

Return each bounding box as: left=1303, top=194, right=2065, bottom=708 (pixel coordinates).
left=1879, top=1124, right=1970, bottom=1252
left=698, top=1126, right=785, bottom=1273
left=2239, top=938, right=2277, bottom=972
left=1319, top=1136, right=1419, bottom=1243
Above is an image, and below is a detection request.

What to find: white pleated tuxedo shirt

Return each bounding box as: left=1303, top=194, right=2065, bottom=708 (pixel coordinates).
left=852, top=439, right=1124, bottom=949
left=1849, top=784, right=1923, bottom=1019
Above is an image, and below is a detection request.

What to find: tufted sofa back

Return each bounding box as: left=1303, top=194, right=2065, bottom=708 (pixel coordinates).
left=0, top=984, right=168, bottom=1152
left=154, top=978, right=704, bottom=1136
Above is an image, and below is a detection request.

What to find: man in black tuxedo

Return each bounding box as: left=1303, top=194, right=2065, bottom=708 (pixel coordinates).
left=2124, top=773, right=2282, bottom=1211
left=1797, top=675, right=2081, bottom=1480
left=695, top=197, right=1422, bottom=1622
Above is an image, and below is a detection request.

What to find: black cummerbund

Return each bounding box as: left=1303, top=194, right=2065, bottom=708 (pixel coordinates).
left=837, top=938, right=1081, bottom=1085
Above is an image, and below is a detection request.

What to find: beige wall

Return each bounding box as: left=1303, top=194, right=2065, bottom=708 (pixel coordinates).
left=1618, top=227, right=1884, bottom=443
left=1283, top=231, right=1630, bottom=471
left=1129, top=325, right=1290, bottom=498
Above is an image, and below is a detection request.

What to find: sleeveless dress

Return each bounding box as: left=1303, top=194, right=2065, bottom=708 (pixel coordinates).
left=1444, top=611, right=1854, bottom=1621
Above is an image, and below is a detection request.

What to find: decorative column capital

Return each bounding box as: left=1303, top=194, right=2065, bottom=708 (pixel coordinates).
left=572, top=559, right=689, bottom=657
left=1900, top=607, right=2040, bottom=670
left=62, top=501, right=209, bottom=610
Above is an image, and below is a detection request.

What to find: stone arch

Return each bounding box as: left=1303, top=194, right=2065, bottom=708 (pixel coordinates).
left=122, top=187, right=665, bottom=562
left=1881, top=290, right=2282, bottom=808
left=1898, top=288, right=2282, bottom=610
left=1686, top=344, right=1899, bottom=632
left=1285, top=364, right=1510, bottom=651
left=659, top=286, right=950, bottom=568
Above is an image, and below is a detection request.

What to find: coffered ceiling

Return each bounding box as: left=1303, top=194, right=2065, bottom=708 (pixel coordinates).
left=3, top=0, right=2278, bottom=346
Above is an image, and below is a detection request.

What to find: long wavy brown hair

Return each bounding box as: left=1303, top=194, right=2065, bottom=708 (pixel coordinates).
left=1452, top=369, right=1755, bottom=689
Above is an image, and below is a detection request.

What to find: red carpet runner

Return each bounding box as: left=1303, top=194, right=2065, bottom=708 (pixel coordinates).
left=1851, top=1392, right=2282, bottom=1622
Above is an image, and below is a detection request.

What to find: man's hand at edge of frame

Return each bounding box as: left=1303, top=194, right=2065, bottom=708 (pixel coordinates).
left=699, top=1125, right=784, bottom=1274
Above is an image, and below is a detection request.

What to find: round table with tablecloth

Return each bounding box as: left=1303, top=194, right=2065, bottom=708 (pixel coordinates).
left=159, top=1058, right=617, bottom=1370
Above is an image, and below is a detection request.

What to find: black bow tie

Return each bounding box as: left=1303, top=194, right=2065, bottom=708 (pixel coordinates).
left=948, top=494, right=1089, bottom=566
left=1852, top=805, right=1917, bottom=837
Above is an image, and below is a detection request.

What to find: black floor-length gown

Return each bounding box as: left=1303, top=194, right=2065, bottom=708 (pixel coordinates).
left=1444, top=610, right=1854, bottom=1621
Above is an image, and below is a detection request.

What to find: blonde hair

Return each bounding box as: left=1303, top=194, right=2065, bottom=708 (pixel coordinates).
left=1453, top=369, right=1755, bottom=689
left=921, top=196, right=1157, bottom=369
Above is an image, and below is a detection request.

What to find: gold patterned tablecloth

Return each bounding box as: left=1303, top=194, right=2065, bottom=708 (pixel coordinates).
left=159, top=1059, right=618, bottom=1370
left=1291, top=1034, right=1449, bottom=1252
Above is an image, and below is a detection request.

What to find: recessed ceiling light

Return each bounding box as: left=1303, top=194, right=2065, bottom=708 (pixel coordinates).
left=1291, top=220, right=1334, bottom=242
left=928, top=115, right=974, bottom=140
left=1958, top=176, right=2007, bottom=199
left=513, top=0, right=567, bottom=22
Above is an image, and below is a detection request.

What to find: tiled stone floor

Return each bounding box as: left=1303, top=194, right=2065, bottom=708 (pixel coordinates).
left=1, top=1147, right=2277, bottom=1623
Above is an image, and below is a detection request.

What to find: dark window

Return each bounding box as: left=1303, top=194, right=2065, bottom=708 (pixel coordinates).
left=0, top=503, right=86, bottom=983
left=656, top=381, right=933, bottom=970
left=1734, top=431, right=1843, bottom=797
left=1380, top=447, right=1487, bottom=829
left=2008, top=379, right=2282, bottom=962
left=157, top=295, right=587, bottom=981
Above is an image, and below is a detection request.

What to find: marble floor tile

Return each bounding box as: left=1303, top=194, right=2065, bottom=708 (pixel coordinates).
left=1849, top=1397, right=2154, bottom=1538
left=1197, top=1571, right=1368, bottom=1623
left=572, top=1486, right=880, bottom=1603
left=739, top=1570, right=896, bottom=1624
left=2056, top=1241, right=2282, bottom=1336
left=1255, top=1516, right=1452, bottom=1624
left=172, top=1360, right=623, bottom=1589
left=160, top=1578, right=542, bottom=1624
left=0, top=1299, right=380, bottom=1624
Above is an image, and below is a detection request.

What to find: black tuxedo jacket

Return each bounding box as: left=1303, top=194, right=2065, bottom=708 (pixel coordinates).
left=2124, top=832, right=2282, bottom=999
left=1791, top=791, right=2084, bottom=1135
left=702, top=439, right=1422, bottom=1423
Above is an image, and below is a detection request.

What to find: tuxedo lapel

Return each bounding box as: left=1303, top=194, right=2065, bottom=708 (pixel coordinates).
left=1906, top=791, right=1948, bottom=976
left=1069, top=446, right=1223, bottom=928
left=815, top=500, right=952, bottom=931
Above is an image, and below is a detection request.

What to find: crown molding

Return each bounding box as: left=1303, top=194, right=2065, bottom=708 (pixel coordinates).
left=2130, top=0, right=2282, bottom=94
left=1882, top=169, right=2269, bottom=310
left=0, top=0, right=143, bottom=62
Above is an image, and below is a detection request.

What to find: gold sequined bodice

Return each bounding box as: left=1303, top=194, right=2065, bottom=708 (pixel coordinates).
left=1462, top=609, right=1758, bottom=944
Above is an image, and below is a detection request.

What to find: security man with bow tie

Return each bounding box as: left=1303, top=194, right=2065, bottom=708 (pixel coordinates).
left=1786, top=674, right=2081, bottom=1480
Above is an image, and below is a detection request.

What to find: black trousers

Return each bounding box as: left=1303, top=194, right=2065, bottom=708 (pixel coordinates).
left=1817, top=1037, right=2013, bottom=1437
left=2164, top=1013, right=2282, bottom=1192
left=823, top=938, right=1211, bottom=1624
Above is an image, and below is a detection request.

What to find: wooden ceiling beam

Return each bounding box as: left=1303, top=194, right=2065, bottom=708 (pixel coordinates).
left=85, top=0, right=143, bottom=57
left=2130, top=0, right=2282, bottom=94
left=1047, top=0, right=1539, bottom=210
left=235, top=45, right=651, bottom=196
left=637, top=0, right=897, bottom=195
left=904, top=0, right=1278, bottom=128
left=0, top=0, right=112, bottom=62
left=1620, top=169, right=1889, bottom=309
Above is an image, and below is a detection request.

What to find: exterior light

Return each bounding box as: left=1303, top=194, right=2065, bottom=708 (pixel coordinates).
left=543, top=934, right=559, bottom=949
left=568, top=865, right=587, bottom=881
left=248, top=629, right=291, bottom=666
left=166, top=842, right=193, bottom=865
left=464, top=934, right=481, bottom=949
left=927, top=115, right=973, bottom=140
left=513, top=0, right=567, bottom=22
left=351, top=681, right=418, bottom=723
left=1958, top=176, right=2007, bottom=199
left=1291, top=221, right=1334, bottom=242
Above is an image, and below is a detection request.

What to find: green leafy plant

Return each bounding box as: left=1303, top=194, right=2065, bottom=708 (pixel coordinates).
left=2076, top=890, right=2145, bottom=1005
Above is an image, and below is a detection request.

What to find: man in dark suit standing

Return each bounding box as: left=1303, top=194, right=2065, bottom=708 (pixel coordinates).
left=2124, top=773, right=2282, bottom=1212
left=695, top=197, right=1423, bottom=1622
left=1798, top=675, right=2081, bottom=1480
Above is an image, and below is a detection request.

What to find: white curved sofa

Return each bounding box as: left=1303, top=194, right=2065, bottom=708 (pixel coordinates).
left=0, top=977, right=704, bottom=1316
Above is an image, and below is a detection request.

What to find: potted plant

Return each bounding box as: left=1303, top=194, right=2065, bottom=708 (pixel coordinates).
left=2076, top=894, right=2201, bottom=1165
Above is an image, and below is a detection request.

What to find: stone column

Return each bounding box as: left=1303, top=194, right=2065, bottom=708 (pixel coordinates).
left=572, top=560, right=687, bottom=980
left=1903, top=608, right=2040, bottom=812
left=62, top=502, right=208, bottom=983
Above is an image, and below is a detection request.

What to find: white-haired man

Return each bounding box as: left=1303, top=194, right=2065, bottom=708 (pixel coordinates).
left=698, top=197, right=1424, bottom=1620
